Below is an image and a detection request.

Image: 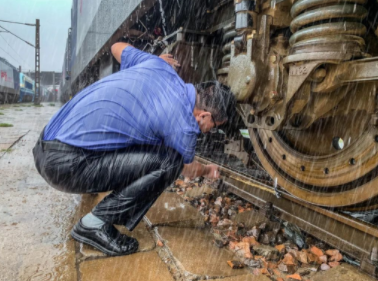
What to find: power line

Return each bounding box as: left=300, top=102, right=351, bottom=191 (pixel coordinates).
left=0, top=25, right=35, bottom=48
left=0, top=44, right=23, bottom=67
left=0, top=19, right=35, bottom=26
left=0, top=34, right=31, bottom=69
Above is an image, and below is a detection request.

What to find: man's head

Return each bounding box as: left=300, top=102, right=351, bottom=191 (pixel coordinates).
left=193, top=81, right=237, bottom=133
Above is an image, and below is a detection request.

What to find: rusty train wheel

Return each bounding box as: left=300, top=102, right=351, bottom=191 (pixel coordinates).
left=249, top=110, right=378, bottom=209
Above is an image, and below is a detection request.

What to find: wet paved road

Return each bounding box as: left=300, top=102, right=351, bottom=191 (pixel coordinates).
left=0, top=103, right=78, bottom=281
left=0, top=103, right=375, bottom=281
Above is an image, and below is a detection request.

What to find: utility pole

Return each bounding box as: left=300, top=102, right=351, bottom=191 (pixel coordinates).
left=34, top=19, right=40, bottom=105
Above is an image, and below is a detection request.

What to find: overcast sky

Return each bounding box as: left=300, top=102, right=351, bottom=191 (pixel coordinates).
left=0, top=0, right=72, bottom=72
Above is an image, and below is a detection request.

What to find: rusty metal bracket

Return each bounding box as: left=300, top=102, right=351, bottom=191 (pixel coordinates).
left=313, top=57, right=378, bottom=93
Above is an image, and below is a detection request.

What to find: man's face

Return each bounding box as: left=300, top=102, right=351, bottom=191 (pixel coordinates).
left=197, top=112, right=225, bottom=133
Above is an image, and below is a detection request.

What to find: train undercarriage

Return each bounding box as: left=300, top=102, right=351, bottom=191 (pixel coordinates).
left=71, top=0, right=378, bottom=209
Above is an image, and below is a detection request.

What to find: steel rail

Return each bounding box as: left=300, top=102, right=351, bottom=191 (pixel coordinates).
left=195, top=155, right=378, bottom=272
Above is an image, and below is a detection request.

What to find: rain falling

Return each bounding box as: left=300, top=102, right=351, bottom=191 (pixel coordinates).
left=1, top=0, right=378, bottom=280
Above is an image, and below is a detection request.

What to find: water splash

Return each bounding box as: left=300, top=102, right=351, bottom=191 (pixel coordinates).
left=158, top=0, right=168, bottom=36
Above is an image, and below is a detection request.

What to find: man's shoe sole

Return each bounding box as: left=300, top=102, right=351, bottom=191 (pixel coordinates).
left=70, top=229, right=138, bottom=256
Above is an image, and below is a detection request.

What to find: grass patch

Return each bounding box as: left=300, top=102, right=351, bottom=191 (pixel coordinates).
left=0, top=148, right=13, bottom=153
left=13, top=105, right=20, bottom=107
left=0, top=112, right=4, bottom=115
left=0, top=123, right=13, bottom=127
left=33, top=104, right=44, bottom=107
left=49, top=103, right=55, bottom=106
left=15, top=109, right=23, bottom=111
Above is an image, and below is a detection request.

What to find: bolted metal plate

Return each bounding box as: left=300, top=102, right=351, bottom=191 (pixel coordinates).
left=228, top=54, right=256, bottom=101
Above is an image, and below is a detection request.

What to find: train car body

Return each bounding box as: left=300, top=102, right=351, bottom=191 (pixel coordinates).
left=60, top=0, right=378, bottom=210
left=0, top=57, right=20, bottom=103
left=18, top=73, right=35, bottom=102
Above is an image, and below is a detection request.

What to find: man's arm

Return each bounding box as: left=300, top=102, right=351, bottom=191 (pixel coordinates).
left=182, top=161, right=220, bottom=179
left=111, top=42, right=133, bottom=64
left=111, top=42, right=180, bottom=70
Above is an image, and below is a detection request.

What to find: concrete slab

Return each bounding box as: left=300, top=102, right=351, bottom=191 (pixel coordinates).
left=158, top=226, right=249, bottom=277
left=212, top=274, right=272, bottom=281
left=310, top=263, right=376, bottom=281
left=146, top=192, right=205, bottom=228
left=80, top=251, right=174, bottom=281
left=234, top=210, right=270, bottom=229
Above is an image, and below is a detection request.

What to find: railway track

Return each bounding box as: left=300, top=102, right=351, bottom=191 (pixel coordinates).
left=195, top=154, right=378, bottom=278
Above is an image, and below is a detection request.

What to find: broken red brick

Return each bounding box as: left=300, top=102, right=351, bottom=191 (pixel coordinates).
left=298, top=250, right=308, bottom=264
left=282, top=253, right=297, bottom=266
left=175, top=179, right=184, bottom=186
left=157, top=240, right=164, bottom=247
left=329, top=253, right=343, bottom=262
left=242, top=236, right=260, bottom=246
left=310, top=246, right=324, bottom=257
left=288, top=249, right=299, bottom=259
left=227, top=260, right=244, bottom=269
left=235, top=242, right=253, bottom=259
left=318, top=255, right=327, bottom=263
left=325, top=249, right=339, bottom=256
left=328, top=261, right=340, bottom=268
left=275, top=244, right=286, bottom=253
left=229, top=241, right=237, bottom=250
left=260, top=268, right=269, bottom=275
left=287, top=273, right=302, bottom=280
left=307, top=252, right=320, bottom=264
left=238, top=206, right=245, bottom=213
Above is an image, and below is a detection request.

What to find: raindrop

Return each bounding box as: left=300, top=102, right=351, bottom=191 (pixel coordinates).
left=158, top=0, right=168, bottom=36
left=271, top=0, right=276, bottom=9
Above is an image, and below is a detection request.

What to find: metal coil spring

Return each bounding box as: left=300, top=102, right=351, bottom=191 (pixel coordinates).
left=289, top=0, right=368, bottom=55
left=217, top=22, right=236, bottom=76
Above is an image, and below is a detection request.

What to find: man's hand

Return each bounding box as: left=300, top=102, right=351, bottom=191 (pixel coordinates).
left=203, top=164, right=220, bottom=180
left=159, top=54, right=181, bottom=71
left=182, top=161, right=220, bottom=180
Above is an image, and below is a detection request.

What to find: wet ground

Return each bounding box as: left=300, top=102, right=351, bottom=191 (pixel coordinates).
left=0, top=103, right=376, bottom=281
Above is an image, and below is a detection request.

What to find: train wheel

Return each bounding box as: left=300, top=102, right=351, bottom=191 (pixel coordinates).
left=250, top=108, right=378, bottom=209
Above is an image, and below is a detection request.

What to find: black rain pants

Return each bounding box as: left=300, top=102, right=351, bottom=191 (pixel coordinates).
left=33, top=130, right=184, bottom=231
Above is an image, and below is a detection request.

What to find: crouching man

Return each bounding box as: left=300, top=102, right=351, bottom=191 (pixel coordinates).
left=33, top=42, right=236, bottom=256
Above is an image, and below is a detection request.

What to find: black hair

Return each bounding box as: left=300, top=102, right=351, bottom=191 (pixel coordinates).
left=194, top=81, right=237, bottom=125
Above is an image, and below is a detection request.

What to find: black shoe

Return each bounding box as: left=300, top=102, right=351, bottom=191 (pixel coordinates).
left=71, top=219, right=139, bottom=256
